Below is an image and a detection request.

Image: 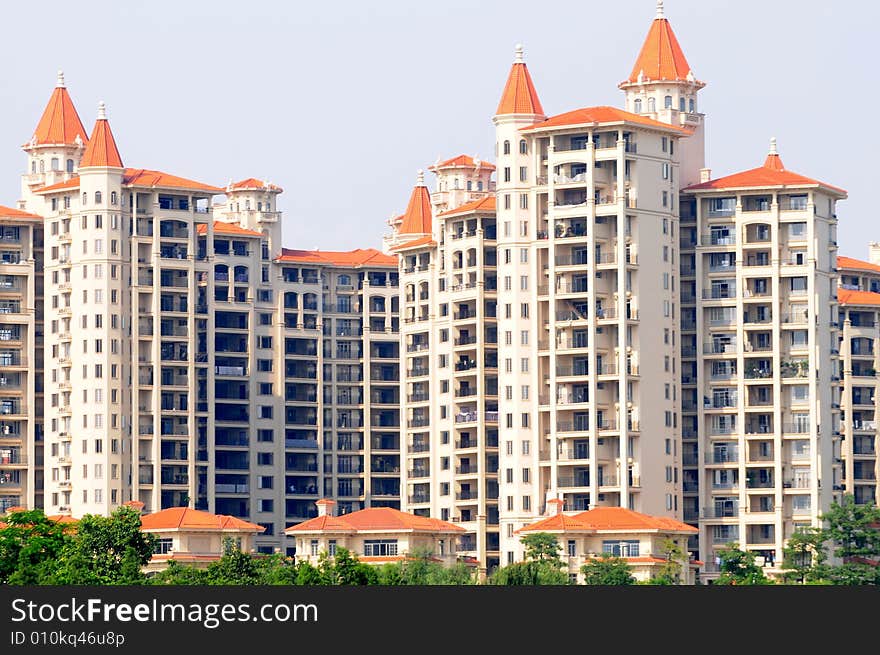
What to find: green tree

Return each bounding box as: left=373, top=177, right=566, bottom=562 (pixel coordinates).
left=649, top=539, right=686, bottom=585
left=714, top=544, right=773, bottom=585
left=0, top=510, right=72, bottom=584
left=327, top=547, right=378, bottom=585
left=821, top=495, right=880, bottom=585
left=381, top=548, right=477, bottom=585
left=53, top=506, right=154, bottom=585
left=521, top=532, right=563, bottom=566
left=580, top=554, right=636, bottom=585
left=781, top=527, right=828, bottom=584
left=202, top=538, right=262, bottom=585
left=257, top=552, right=299, bottom=585
left=150, top=560, right=210, bottom=585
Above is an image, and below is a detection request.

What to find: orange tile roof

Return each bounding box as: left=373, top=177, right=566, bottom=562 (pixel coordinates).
left=33, top=177, right=81, bottom=194
left=79, top=108, right=123, bottom=168
left=0, top=205, right=42, bottom=221
left=389, top=235, right=436, bottom=252
left=428, top=155, right=496, bottom=172
left=518, top=506, right=697, bottom=534
left=29, top=76, right=89, bottom=147
left=623, top=15, right=700, bottom=86
left=683, top=150, right=847, bottom=195
left=139, top=507, right=264, bottom=533
left=838, top=256, right=880, bottom=275
left=496, top=48, right=544, bottom=116
left=399, top=182, right=433, bottom=235
left=195, top=221, right=262, bottom=238
left=521, top=106, right=690, bottom=134
left=437, top=196, right=496, bottom=218
left=229, top=177, right=283, bottom=193
left=285, top=507, right=465, bottom=534
left=276, top=247, right=397, bottom=268
left=838, top=289, right=880, bottom=307
left=123, top=168, right=223, bottom=194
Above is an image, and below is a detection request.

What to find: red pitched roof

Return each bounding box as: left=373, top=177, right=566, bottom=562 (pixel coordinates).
left=196, top=221, right=262, bottom=238
left=838, top=256, right=880, bottom=275
left=229, top=178, right=283, bottom=192
left=428, top=155, right=496, bottom=172
left=437, top=196, right=496, bottom=218
left=683, top=149, right=847, bottom=195
left=518, top=506, right=696, bottom=534
left=123, top=168, right=223, bottom=193
left=0, top=205, right=42, bottom=221
left=29, top=76, right=88, bottom=147
left=389, top=235, right=436, bottom=252
left=624, top=15, right=699, bottom=85
left=139, top=507, right=264, bottom=533
left=276, top=247, right=396, bottom=267
left=33, top=177, right=81, bottom=194
left=496, top=47, right=544, bottom=116
left=285, top=507, right=465, bottom=534
left=399, top=182, right=433, bottom=235
left=521, top=106, right=690, bottom=134
left=79, top=108, right=123, bottom=168
left=838, top=289, right=880, bottom=307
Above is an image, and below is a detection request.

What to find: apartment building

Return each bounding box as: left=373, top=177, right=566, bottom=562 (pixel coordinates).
left=387, top=5, right=701, bottom=568
left=0, top=206, right=43, bottom=513
left=11, top=75, right=400, bottom=554
left=837, top=253, right=880, bottom=506
left=679, top=141, right=845, bottom=573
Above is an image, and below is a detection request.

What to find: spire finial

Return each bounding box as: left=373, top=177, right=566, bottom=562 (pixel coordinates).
left=514, top=43, right=524, bottom=63
left=416, top=169, right=425, bottom=186
left=656, top=0, right=664, bottom=18
left=56, top=70, right=65, bottom=87
left=97, top=101, right=107, bottom=120
left=769, top=136, right=777, bottom=155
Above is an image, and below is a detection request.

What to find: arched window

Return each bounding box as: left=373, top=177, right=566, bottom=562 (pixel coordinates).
left=82, top=192, right=88, bottom=205
left=51, top=158, right=59, bottom=171
left=95, top=191, right=102, bottom=204
left=338, top=274, right=351, bottom=286
left=39, top=160, right=45, bottom=173
left=453, top=178, right=460, bottom=190
left=633, top=98, right=642, bottom=113
left=664, top=95, right=673, bottom=109
left=647, top=97, right=656, bottom=113
left=31, top=161, right=36, bottom=174
left=689, top=98, right=695, bottom=113
left=503, top=140, right=510, bottom=155
left=66, top=159, right=74, bottom=173
left=679, top=97, right=686, bottom=111
left=110, top=191, right=117, bottom=205
left=519, top=139, right=527, bottom=154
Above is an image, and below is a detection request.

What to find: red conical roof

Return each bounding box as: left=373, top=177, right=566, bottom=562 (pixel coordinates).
left=30, top=72, right=88, bottom=147
left=399, top=172, right=432, bottom=235
left=496, top=45, right=544, bottom=116
left=624, top=7, right=697, bottom=85
left=79, top=103, right=123, bottom=168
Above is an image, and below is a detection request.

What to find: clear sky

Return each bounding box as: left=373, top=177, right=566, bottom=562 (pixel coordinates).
left=0, top=0, right=873, bottom=257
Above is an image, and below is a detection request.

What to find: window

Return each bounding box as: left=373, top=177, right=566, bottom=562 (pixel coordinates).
left=519, top=139, right=527, bottom=154
left=664, top=95, right=672, bottom=109
left=519, top=167, right=527, bottom=182
left=503, top=167, right=511, bottom=182
left=602, top=540, right=640, bottom=557
left=257, top=452, right=273, bottom=466
left=258, top=475, right=273, bottom=489
left=260, top=406, right=273, bottom=419
left=503, top=194, right=511, bottom=210
left=521, top=440, right=530, bottom=455
left=154, top=538, right=173, bottom=555
left=633, top=98, right=642, bottom=113
left=522, top=496, right=531, bottom=511
left=95, top=191, right=102, bottom=204
left=503, top=140, right=511, bottom=155
left=519, top=193, right=528, bottom=209
left=662, top=162, right=670, bottom=179
left=364, top=540, right=398, bottom=557
left=521, top=358, right=529, bottom=373
left=310, top=540, right=319, bottom=556
left=522, top=468, right=530, bottom=483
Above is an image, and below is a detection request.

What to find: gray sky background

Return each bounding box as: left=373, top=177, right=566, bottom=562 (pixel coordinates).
left=0, top=0, right=873, bottom=257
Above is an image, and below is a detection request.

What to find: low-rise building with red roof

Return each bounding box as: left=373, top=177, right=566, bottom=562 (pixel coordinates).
left=285, top=500, right=467, bottom=568
left=518, top=504, right=699, bottom=584
left=139, top=506, right=265, bottom=572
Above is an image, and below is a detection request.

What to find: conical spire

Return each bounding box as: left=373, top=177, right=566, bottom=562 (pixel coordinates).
left=495, top=44, right=544, bottom=116
left=623, top=5, right=700, bottom=86
left=79, top=102, right=123, bottom=168
left=398, top=170, right=432, bottom=235
left=29, top=71, right=89, bottom=147
left=763, top=137, right=784, bottom=171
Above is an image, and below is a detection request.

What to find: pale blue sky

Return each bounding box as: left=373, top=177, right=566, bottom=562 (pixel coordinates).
left=0, top=0, right=874, bottom=257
